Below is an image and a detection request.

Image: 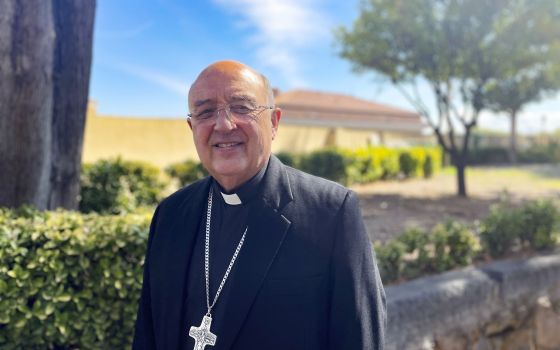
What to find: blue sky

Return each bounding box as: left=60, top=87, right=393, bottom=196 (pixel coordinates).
left=89, top=0, right=560, bottom=134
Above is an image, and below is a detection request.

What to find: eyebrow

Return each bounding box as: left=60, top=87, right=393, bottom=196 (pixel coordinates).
left=193, top=95, right=257, bottom=108
left=194, top=99, right=213, bottom=108
left=230, top=94, right=256, bottom=103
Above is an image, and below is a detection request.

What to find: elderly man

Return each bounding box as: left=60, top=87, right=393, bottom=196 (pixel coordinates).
left=133, top=60, right=386, bottom=350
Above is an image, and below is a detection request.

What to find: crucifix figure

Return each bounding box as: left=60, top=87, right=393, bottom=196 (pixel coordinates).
left=189, top=315, right=217, bottom=350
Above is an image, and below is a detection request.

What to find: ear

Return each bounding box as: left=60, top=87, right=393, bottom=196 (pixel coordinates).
left=187, top=117, right=193, bottom=130
left=270, top=108, right=281, bottom=140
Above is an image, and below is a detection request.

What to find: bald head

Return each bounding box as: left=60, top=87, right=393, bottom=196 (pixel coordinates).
left=188, top=60, right=273, bottom=107
left=185, top=59, right=282, bottom=192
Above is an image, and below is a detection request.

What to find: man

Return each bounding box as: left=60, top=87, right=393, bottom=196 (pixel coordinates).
left=133, top=60, right=386, bottom=350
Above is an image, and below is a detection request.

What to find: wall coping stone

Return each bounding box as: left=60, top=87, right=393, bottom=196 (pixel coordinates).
left=385, top=252, right=560, bottom=350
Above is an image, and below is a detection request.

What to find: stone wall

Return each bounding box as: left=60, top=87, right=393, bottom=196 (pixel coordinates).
left=386, top=252, right=560, bottom=350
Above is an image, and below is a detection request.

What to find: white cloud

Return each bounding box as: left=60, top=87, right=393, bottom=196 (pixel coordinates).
left=213, top=0, right=329, bottom=87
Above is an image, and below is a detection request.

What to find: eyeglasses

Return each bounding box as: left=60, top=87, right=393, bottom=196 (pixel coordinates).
left=187, top=103, right=274, bottom=124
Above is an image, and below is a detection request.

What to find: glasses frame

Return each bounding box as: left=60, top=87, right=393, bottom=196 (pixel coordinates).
left=187, top=104, right=275, bottom=124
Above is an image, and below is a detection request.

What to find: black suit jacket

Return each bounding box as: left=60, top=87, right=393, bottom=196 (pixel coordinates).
left=133, top=156, right=386, bottom=349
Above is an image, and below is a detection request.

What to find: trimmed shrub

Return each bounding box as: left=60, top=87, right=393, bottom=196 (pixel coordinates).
left=397, top=228, right=431, bottom=278
left=276, top=146, right=442, bottom=185
left=443, top=221, right=480, bottom=267
left=80, top=158, right=164, bottom=214
left=0, top=208, right=150, bottom=349
left=398, top=152, right=418, bottom=178
left=374, top=240, right=406, bottom=283
left=378, top=148, right=400, bottom=179
left=165, top=160, right=208, bottom=187
left=299, top=149, right=348, bottom=184
left=423, top=154, right=434, bottom=178
left=519, top=200, right=559, bottom=250
left=519, top=142, right=560, bottom=163
left=467, top=147, right=510, bottom=165
left=275, top=152, right=299, bottom=168
left=479, top=204, right=523, bottom=258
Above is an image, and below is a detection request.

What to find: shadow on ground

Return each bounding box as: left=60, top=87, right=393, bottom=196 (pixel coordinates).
left=359, top=193, right=503, bottom=243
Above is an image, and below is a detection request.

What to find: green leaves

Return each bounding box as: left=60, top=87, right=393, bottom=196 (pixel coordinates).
left=80, top=157, right=165, bottom=214
left=376, top=199, right=559, bottom=284
left=0, top=208, right=151, bottom=349
left=165, top=159, right=208, bottom=187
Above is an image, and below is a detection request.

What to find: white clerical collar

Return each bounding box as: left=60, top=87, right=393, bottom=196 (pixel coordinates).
left=221, top=192, right=242, bottom=205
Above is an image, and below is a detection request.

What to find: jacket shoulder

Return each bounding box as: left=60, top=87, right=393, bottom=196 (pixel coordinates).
left=158, top=176, right=209, bottom=211
left=283, top=165, right=352, bottom=210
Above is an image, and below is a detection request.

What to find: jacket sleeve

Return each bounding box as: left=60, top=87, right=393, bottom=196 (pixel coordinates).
left=328, top=190, right=387, bottom=350
left=132, top=205, right=160, bottom=350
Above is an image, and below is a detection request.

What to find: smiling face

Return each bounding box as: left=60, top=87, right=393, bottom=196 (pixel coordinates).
left=188, top=61, right=281, bottom=191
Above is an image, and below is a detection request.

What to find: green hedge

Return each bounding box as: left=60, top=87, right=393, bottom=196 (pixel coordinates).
left=375, top=199, right=559, bottom=283
left=299, top=149, right=348, bottom=185
left=0, top=197, right=558, bottom=348
left=468, top=142, right=560, bottom=165
left=80, top=158, right=165, bottom=214
left=480, top=199, right=559, bottom=257
left=165, top=160, right=208, bottom=187
left=164, top=146, right=442, bottom=190
left=0, top=207, right=150, bottom=349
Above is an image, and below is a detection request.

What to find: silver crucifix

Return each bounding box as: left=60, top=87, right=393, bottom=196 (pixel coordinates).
left=189, top=314, right=217, bottom=350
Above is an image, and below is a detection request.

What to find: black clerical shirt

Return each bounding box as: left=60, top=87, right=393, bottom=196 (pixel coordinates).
left=183, top=160, right=269, bottom=350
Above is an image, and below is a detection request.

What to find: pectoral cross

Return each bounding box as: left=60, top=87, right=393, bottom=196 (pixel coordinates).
left=189, top=315, right=217, bottom=350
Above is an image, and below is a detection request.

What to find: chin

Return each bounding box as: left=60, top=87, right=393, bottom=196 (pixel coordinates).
left=209, top=159, right=249, bottom=178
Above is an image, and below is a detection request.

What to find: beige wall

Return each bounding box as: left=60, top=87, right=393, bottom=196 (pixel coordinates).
left=83, top=114, right=198, bottom=168
left=83, top=106, right=429, bottom=167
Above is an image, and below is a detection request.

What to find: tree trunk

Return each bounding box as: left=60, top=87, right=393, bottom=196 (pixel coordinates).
left=456, top=159, right=467, bottom=197
left=0, top=0, right=96, bottom=210
left=0, top=0, right=55, bottom=210
left=508, top=110, right=518, bottom=164
left=48, top=0, right=96, bottom=210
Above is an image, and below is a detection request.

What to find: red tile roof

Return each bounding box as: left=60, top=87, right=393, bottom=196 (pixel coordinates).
left=275, top=90, right=424, bottom=132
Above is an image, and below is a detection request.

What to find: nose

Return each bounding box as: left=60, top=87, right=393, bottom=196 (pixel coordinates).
left=213, top=107, right=236, bottom=131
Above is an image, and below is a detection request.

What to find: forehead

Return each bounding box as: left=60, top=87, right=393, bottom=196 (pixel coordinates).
left=189, top=68, right=265, bottom=106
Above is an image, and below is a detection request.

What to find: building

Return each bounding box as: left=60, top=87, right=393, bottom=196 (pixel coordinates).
left=82, top=90, right=428, bottom=167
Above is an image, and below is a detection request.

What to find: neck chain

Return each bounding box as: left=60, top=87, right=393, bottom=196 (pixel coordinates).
left=204, top=188, right=247, bottom=315
left=189, top=189, right=248, bottom=350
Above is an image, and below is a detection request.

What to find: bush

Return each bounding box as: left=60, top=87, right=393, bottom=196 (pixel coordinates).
left=441, top=221, right=479, bottom=267
left=397, top=228, right=431, bottom=277
left=374, top=241, right=406, bottom=283
left=467, top=147, right=510, bottom=165
left=480, top=204, right=523, bottom=258
left=398, top=152, right=418, bottom=178
left=165, top=160, right=208, bottom=187
left=0, top=208, right=150, bottom=349
left=374, top=201, right=558, bottom=285
left=519, top=142, right=560, bottom=163
left=80, top=158, right=164, bottom=214
left=423, top=154, right=434, bottom=178
left=344, top=147, right=400, bottom=181
left=274, top=152, right=299, bottom=168
left=299, top=149, right=348, bottom=184
left=344, top=149, right=381, bottom=184
left=275, top=146, right=442, bottom=185
left=519, top=200, right=559, bottom=250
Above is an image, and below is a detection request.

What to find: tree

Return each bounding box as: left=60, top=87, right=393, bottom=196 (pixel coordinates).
left=335, top=0, right=560, bottom=196
left=0, top=0, right=96, bottom=210
left=483, top=1, right=560, bottom=163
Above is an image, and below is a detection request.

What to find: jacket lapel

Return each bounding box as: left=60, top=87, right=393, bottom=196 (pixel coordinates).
left=217, top=156, right=294, bottom=349
left=156, top=178, right=211, bottom=349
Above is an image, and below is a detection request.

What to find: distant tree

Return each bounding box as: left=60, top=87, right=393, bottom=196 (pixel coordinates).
left=0, top=1, right=96, bottom=209
left=483, top=1, right=560, bottom=163
left=335, top=0, right=560, bottom=196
